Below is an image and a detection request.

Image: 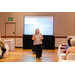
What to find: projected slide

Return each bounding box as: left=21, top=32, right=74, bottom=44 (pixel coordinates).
left=24, top=16, right=54, bottom=35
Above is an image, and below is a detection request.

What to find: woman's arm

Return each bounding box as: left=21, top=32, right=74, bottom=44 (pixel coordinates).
left=41, top=34, right=43, bottom=40
left=64, top=48, right=70, bottom=60
left=2, top=42, right=4, bottom=45
left=32, top=35, right=36, bottom=40
left=0, top=39, right=4, bottom=45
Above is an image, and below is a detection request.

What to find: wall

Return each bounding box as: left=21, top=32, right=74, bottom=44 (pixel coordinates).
left=0, top=12, right=75, bottom=47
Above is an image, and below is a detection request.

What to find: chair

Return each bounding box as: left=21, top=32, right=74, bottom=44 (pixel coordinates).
left=61, top=45, right=67, bottom=46
left=4, top=39, right=15, bottom=51
left=61, top=54, right=75, bottom=62
left=58, top=44, right=67, bottom=62
left=61, top=60, right=75, bottom=62
left=58, top=44, right=67, bottom=57
left=66, top=54, right=75, bottom=60
left=58, top=53, right=66, bottom=62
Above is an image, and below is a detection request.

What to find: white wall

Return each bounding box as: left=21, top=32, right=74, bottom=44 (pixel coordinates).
left=0, top=12, right=75, bottom=47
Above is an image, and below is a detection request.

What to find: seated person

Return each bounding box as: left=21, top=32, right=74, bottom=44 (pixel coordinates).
left=0, top=35, right=6, bottom=59
left=65, top=38, right=72, bottom=51
left=65, top=39, right=75, bottom=59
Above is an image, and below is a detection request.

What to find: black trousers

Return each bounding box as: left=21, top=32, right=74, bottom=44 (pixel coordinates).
left=32, top=45, right=36, bottom=52
left=34, top=44, right=42, bottom=58
left=1, top=46, right=6, bottom=57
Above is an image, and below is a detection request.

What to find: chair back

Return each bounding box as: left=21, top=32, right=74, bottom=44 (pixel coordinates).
left=58, top=44, right=67, bottom=57
left=66, top=54, right=75, bottom=60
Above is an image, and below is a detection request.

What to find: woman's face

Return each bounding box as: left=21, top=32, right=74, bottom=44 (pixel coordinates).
left=36, top=29, right=39, bottom=34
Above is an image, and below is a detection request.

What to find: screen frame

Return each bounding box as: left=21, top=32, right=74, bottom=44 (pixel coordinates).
left=23, top=16, right=54, bottom=36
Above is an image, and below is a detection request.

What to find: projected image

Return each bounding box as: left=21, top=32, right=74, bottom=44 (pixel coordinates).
left=24, top=16, right=54, bottom=35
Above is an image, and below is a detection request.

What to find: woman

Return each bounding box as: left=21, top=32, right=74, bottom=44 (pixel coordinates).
left=32, top=29, right=43, bottom=59
left=65, top=38, right=72, bottom=51
left=65, top=39, right=75, bottom=59
left=0, top=35, right=6, bottom=59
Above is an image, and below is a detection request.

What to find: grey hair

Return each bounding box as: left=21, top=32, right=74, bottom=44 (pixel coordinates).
left=70, top=39, right=75, bottom=46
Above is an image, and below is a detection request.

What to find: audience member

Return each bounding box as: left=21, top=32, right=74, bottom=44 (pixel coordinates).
left=65, top=39, right=75, bottom=59
left=65, top=38, right=72, bottom=51
left=0, top=35, right=6, bottom=59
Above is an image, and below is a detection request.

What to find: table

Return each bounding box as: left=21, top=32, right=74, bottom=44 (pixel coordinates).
left=4, top=39, right=15, bottom=51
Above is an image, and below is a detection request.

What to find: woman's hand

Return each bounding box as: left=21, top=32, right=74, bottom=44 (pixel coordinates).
left=32, top=38, right=36, bottom=40
left=32, top=35, right=36, bottom=40
left=40, top=38, right=43, bottom=41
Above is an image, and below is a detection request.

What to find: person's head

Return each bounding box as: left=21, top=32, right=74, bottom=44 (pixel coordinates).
left=70, top=39, right=75, bottom=46
left=35, top=28, right=40, bottom=34
left=67, top=38, right=72, bottom=46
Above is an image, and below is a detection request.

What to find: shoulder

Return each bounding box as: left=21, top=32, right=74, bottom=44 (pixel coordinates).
left=39, top=33, right=42, bottom=35
left=33, top=34, right=36, bottom=36
left=68, top=47, right=72, bottom=49
left=33, top=34, right=37, bottom=37
left=66, top=45, right=71, bottom=48
left=67, top=47, right=73, bottom=51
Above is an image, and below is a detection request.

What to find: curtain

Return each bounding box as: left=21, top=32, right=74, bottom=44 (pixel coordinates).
left=23, top=35, right=55, bottom=50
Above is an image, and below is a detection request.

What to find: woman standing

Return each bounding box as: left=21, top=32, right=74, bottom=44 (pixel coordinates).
left=32, top=29, right=43, bottom=59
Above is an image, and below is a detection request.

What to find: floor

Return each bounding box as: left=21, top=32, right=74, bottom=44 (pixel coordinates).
left=0, top=48, right=58, bottom=62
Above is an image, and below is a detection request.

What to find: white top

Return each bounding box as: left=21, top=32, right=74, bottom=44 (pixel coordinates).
left=33, top=33, right=42, bottom=45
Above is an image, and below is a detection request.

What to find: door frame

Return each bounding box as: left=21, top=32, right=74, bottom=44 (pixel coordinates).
left=5, top=22, right=16, bottom=43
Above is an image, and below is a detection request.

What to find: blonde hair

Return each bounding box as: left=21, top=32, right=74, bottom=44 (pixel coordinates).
left=34, top=28, right=40, bottom=36
left=70, top=39, right=75, bottom=46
